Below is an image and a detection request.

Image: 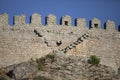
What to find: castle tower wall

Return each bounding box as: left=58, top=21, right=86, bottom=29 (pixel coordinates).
left=104, top=20, right=115, bottom=31
left=45, top=14, right=56, bottom=27
left=30, top=13, right=41, bottom=27
left=90, top=18, right=101, bottom=28
left=75, top=18, right=86, bottom=28
left=13, top=14, right=26, bottom=26
left=60, top=15, right=71, bottom=26
left=0, top=13, right=8, bottom=27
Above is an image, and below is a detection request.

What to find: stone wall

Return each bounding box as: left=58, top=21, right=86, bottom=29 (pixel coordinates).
left=13, top=14, right=26, bottom=26
left=60, top=15, right=71, bottom=26
left=0, top=13, right=8, bottom=27
left=75, top=18, right=86, bottom=28
left=30, top=13, right=41, bottom=27
left=0, top=13, right=120, bottom=70
left=90, top=18, right=101, bottom=28
left=104, top=20, right=115, bottom=31
left=45, top=14, right=56, bottom=27
left=0, top=13, right=119, bottom=31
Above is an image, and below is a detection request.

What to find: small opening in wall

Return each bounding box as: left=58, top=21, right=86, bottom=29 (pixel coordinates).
left=118, top=25, right=120, bottom=31
left=65, top=21, right=68, bottom=26
left=56, top=41, right=62, bottom=46
left=94, top=24, right=98, bottom=28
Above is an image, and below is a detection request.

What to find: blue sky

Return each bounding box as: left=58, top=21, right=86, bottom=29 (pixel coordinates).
left=0, top=0, right=120, bottom=29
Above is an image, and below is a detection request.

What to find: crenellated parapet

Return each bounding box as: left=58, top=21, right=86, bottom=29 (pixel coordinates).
left=104, top=20, right=115, bottom=31
left=30, top=13, right=42, bottom=27
left=60, top=15, right=71, bottom=26
left=0, top=13, right=8, bottom=27
left=13, top=14, right=26, bottom=26
left=75, top=18, right=86, bottom=28
left=45, top=14, right=56, bottom=27
left=0, top=13, right=119, bottom=32
left=90, top=18, right=101, bottom=28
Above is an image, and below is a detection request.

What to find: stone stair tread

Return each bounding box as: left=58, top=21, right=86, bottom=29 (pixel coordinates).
left=60, top=33, right=89, bottom=53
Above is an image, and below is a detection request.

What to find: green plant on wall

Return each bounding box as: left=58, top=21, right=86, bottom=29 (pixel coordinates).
left=36, top=57, right=46, bottom=70
left=36, top=54, right=55, bottom=70
left=87, top=55, right=100, bottom=66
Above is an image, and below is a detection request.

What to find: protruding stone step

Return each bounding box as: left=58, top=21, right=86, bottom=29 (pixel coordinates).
left=84, top=33, right=89, bottom=37
left=65, top=47, right=69, bottom=51
left=60, top=33, right=89, bottom=53
left=80, top=37, right=84, bottom=40
left=77, top=39, right=82, bottom=43
left=82, top=35, right=86, bottom=38
left=70, top=44, right=76, bottom=48
left=78, top=38, right=83, bottom=42
left=73, top=42, right=79, bottom=45
left=68, top=45, right=73, bottom=49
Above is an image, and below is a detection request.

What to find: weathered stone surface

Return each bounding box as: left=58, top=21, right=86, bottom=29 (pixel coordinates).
left=90, top=18, right=101, bottom=28
left=13, top=14, right=26, bottom=26
left=30, top=13, right=42, bottom=27
left=46, top=14, right=56, bottom=27
left=6, top=62, right=38, bottom=79
left=0, top=53, right=120, bottom=80
left=75, top=18, right=86, bottom=28
left=0, top=13, right=120, bottom=79
left=0, top=13, right=8, bottom=27
left=104, top=20, right=115, bottom=31
left=60, top=15, right=71, bottom=26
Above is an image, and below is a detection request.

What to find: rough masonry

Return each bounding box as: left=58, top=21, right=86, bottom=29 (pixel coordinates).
left=0, top=13, right=120, bottom=73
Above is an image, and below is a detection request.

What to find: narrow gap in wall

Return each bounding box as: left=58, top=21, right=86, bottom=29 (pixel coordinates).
left=29, top=15, right=31, bottom=24
left=89, top=20, right=91, bottom=28
left=26, top=14, right=30, bottom=24
left=118, top=25, right=120, bottom=31
left=9, top=15, right=13, bottom=26
left=104, top=23, right=106, bottom=29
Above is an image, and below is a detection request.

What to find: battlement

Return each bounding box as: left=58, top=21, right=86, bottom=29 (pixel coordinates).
left=0, top=13, right=8, bottom=27
left=0, top=13, right=119, bottom=31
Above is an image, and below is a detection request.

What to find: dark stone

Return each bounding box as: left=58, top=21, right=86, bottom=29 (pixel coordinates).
left=118, top=67, right=120, bottom=74
left=56, top=41, right=62, bottom=46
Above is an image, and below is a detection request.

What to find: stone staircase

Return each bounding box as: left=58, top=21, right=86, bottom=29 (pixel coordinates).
left=34, top=29, right=89, bottom=53
left=60, top=33, right=89, bottom=53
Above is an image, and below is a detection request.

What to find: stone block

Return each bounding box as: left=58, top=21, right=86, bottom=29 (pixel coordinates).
left=75, top=18, right=86, bottom=28
left=0, top=13, right=8, bottom=27
left=45, top=14, right=56, bottom=27
left=30, top=13, right=41, bottom=27
left=104, top=20, right=115, bottom=31
left=13, top=14, right=26, bottom=26
left=90, top=18, right=101, bottom=28
left=60, top=15, right=71, bottom=26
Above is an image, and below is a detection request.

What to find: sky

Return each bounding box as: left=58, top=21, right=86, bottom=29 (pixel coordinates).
left=0, top=0, right=120, bottom=29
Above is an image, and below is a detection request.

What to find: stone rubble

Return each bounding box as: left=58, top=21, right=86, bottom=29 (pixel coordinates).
left=0, top=53, right=120, bottom=80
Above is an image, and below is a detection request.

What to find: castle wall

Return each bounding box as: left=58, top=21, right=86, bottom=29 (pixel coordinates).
left=13, top=14, right=26, bottom=26
left=45, top=14, right=56, bottom=27
left=30, top=13, right=41, bottom=27
left=0, top=13, right=119, bottom=31
left=60, top=15, right=71, bottom=26
left=0, top=13, right=8, bottom=27
left=90, top=18, right=101, bottom=28
left=0, top=13, right=120, bottom=69
left=75, top=18, right=86, bottom=28
left=104, top=20, right=115, bottom=31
